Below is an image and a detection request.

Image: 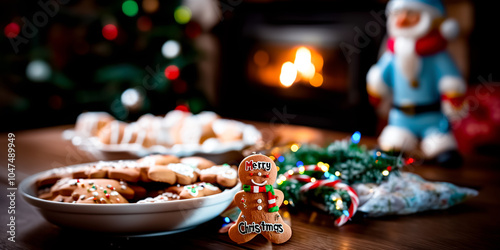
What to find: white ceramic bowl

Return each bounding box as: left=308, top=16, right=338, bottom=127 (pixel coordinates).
left=20, top=164, right=241, bottom=235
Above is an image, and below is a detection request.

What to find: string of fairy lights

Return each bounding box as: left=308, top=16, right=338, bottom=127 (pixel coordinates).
left=269, top=132, right=407, bottom=223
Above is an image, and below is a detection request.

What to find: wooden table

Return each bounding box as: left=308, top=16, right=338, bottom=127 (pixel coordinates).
left=1, top=122, right=499, bottom=249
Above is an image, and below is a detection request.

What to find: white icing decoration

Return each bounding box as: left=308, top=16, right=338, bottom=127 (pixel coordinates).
left=136, top=130, right=147, bottom=146
left=184, top=185, right=201, bottom=197
left=200, top=165, right=230, bottom=175
left=121, top=123, right=136, bottom=144
left=257, top=205, right=262, bottom=211
left=212, top=119, right=244, bottom=136
left=257, top=199, right=262, bottom=204
left=221, top=168, right=237, bottom=179
left=75, top=112, right=113, bottom=137
left=180, top=158, right=200, bottom=168
left=110, top=120, right=120, bottom=144
left=167, top=163, right=194, bottom=178
left=179, top=116, right=203, bottom=145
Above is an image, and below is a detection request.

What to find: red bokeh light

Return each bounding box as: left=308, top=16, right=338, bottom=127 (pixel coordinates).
left=4, top=22, right=20, bottom=38
left=102, top=24, right=118, bottom=40
left=406, top=158, right=414, bottom=165
left=164, top=65, right=180, bottom=80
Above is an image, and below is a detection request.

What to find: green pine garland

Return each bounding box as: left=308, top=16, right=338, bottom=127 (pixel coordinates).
left=272, top=135, right=404, bottom=218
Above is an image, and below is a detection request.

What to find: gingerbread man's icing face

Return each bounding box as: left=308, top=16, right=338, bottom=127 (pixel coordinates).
left=238, top=154, right=277, bottom=186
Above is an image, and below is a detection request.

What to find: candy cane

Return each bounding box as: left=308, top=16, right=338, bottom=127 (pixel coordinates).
left=300, top=180, right=359, bottom=227
left=286, top=174, right=313, bottom=182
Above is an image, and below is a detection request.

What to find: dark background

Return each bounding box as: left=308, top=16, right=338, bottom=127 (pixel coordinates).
left=0, top=0, right=498, bottom=135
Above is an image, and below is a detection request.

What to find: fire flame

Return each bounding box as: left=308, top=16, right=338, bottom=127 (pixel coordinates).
left=279, top=46, right=323, bottom=87
left=279, top=62, right=297, bottom=87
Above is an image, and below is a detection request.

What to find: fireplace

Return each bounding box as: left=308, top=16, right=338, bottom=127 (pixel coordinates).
left=214, top=0, right=386, bottom=135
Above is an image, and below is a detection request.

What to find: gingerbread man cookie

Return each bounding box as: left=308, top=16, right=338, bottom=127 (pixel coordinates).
left=228, top=154, right=292, bottom=244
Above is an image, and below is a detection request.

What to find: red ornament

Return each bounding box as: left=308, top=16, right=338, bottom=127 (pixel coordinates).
left=387, top=166, right=392, bottom=171
left=102, top=24, right=118, bottom=40
left=452, top=84, right=500, bottom=153
left=4, top=22, right=20, bottom=38
left=175, top=104, right=190, bottom=112
left=164, top=65, right=180, bottom=80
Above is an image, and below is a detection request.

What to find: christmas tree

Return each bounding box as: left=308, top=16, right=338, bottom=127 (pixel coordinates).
left=1, top=0, right=209, bottom=130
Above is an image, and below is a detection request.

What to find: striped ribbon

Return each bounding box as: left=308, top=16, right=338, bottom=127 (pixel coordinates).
left=243, top=184, right=279, bottom=212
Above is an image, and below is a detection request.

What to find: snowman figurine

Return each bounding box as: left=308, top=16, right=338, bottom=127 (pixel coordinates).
left=367, top=0, right=466, bottom=166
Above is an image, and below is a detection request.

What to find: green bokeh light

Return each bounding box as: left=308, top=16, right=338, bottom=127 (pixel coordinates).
left=174, top=6, right=191, bottom=24
left=122, top=0, right=139, bottom=17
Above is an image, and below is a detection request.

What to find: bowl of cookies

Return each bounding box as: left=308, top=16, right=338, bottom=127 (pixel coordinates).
left=64, top=110, right=263, bottom=157
left=19, top=155, right=241, bottom=235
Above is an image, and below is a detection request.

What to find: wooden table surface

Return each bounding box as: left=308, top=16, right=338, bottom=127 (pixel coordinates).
left=1, top=122, right=499, bottom=249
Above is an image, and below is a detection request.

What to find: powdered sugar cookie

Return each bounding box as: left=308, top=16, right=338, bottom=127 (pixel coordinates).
left=199, top=164, right=238, bottom=188
left=74, top=112, right=115, bottom=138
left=163, top=110, right=192, bottom=145
left=97, top=120, right=128, bottom=145
left=179, top=111, right=219, bottom=145
left=180, top=156, right=216, bottom=170
left=167, top=163, right=197, bottom=185
left=212, top=119, right=244, bottom=143
left=217, top=167, right=238, bottom=188
left=138, top=154, right=180, bottom=166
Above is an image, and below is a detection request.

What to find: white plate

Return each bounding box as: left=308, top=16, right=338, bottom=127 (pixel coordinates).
left=64, top=121, right=263, bottom=157
left=20, top=163, right=241, bottom=235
